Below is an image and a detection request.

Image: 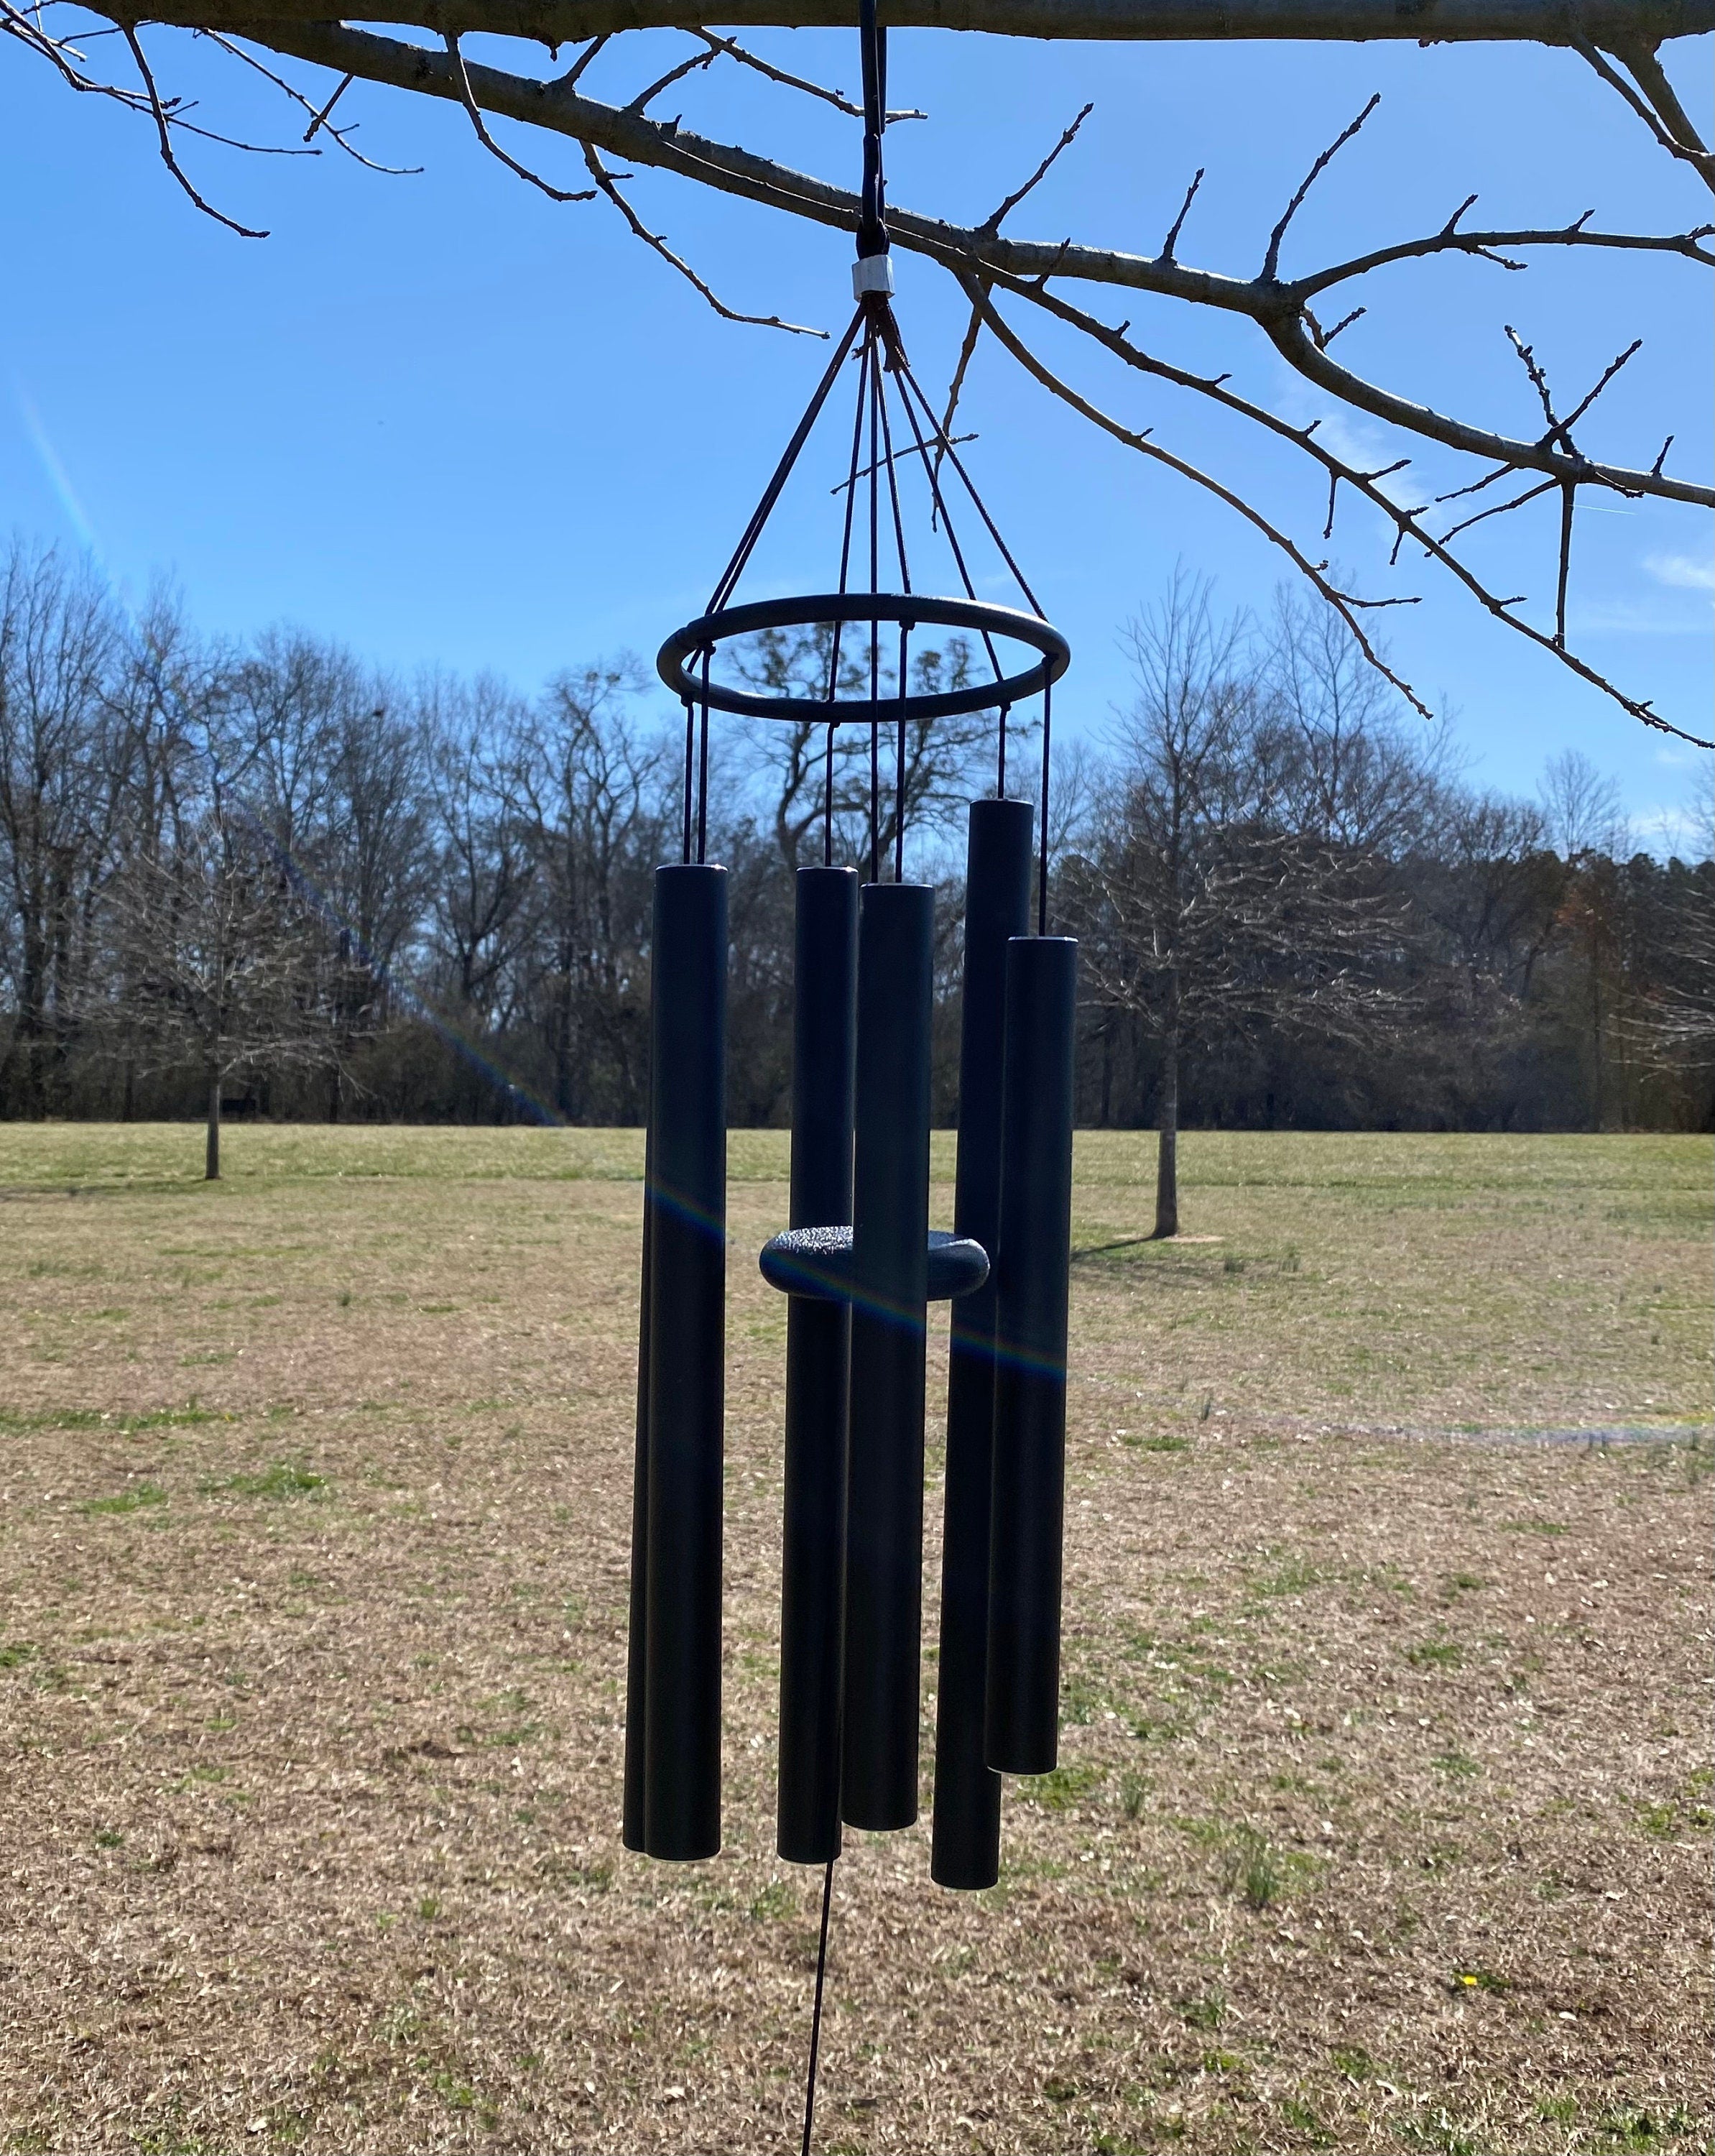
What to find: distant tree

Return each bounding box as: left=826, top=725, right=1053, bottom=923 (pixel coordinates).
left=0, top=541, right=126, bottom=1115
left=1071, top=574, right=1417, bottom=1235
left=105, top=738, right=328, bottom=1179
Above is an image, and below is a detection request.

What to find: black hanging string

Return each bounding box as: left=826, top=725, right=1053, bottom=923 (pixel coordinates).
left=895, top=621, right=909, bottom=883
left=697, top=648, right=712, bottom=867
left=827, top=328, right=873, bottom=870
left=681, top=700, right=695, bottom=865
left=866, top=326, right=882, bottom=888
left=1037, top=672, right=1053, bottom=936
left=799, top=1858, right=836, bottom=2156
left=882, top=364, right=1008, bottom=703
left=998, top=704, right=1009, bottom=800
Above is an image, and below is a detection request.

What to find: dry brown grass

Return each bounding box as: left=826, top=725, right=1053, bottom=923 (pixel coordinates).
left=0, top=1125, right=1709, bottom=2156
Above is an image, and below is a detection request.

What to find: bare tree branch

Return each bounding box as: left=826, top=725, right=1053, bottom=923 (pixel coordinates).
left=689, top=29, right=924, bottom=119
left=444, top=29, right=596, bottom=198
left=580, top=142, right=826, bottom=334
left=1262, top=92, right=1379, bottom=280
left=122, top=22, right=269, bottom=234
left=979, top=101, right=1094, bottom=232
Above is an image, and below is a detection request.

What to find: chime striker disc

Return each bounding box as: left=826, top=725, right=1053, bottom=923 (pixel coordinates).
left=658, top=593, right=1070, bottom=725
left=760, top=1225, right=989, bottom=1302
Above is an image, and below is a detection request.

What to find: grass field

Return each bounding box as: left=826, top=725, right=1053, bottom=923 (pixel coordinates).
left=0, top=1124, right=1709, bottom=2155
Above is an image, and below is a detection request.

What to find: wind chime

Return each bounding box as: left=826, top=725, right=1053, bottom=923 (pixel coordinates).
left=623, top=0, right=1077, bottom=1932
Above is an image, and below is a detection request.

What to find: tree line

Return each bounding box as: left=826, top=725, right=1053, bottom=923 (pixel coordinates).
left=1, top=539, right=1709, bottom=1184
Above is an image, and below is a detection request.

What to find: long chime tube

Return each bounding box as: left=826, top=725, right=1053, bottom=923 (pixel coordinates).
left=777, top=866, right=859, bottom=1866
left=622, top=1110, right=655, bottom=1853
left=985, top=935, right=1078, bottom=1778
left=643, top=862, right=729, bottom=1861
left=931, top=798, right=1034, bottom=1890
left=842, top=879, right=934, bottom=1831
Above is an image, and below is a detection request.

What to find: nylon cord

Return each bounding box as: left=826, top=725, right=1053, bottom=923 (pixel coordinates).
left=800, top=1858, right=836, bottom=2156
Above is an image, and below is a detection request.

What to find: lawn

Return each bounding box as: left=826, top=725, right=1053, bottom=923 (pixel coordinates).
left=0, top=1125, right=1709, bottom=2154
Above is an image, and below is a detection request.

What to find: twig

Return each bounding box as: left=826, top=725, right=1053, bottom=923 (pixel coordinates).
left=980, top=102, right=1094, bottom=234
left=196, top=37, right=421, bottom=172
left=624, top=41, right=714, bottom=114
left=1262, top=92, right=1380, bottom=280
left=691, top=31, right=924, bottom=121
left=445, top=32, right=596, bottom=201
left=121, top=23, right=268, bottom=236
left=581, top=144, right=824, bottom=335
left=959, top=271, right=1433, bottom=718
left=1160, top=167, right=1203, bottom=262
left=1571, top=32, right=1715, bottom=193
left=933, top=287, right=987, bottom=515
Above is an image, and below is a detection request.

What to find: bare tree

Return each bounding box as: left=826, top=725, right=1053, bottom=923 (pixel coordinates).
left=514, top=664, right=665, bottom=1120
left=4, top=1, right=1709, bottom=746
left=0, top=540, right=126, bottom=1116
left=106, top=752, right=328, bottom=1178
left=1072, top=573, right=1415, bottom=1234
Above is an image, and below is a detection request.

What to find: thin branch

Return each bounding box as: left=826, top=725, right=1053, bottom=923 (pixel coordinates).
left=581, top=142, right=825, bottom=334
left=1571, top=31, right=1715, bottom=193
left=980, top=101, right=1094, bottom=233
left=1439, top=475, right=1558, bottom=542
left=690, top=30, right=923, bottom=119
left=1559, top=336, right=1642, bottom=430
left=624, top=39, right=714, bottom=113
left=121, top=23, right=269, bottom=235
left=1160, top=167, right=1203, bottom=262
left=197, top=36, right=422, bottom=170
left=1295, top=214, right=1715, bottom=295
left=444, top=31, right=596, bottom=199
left=1262, top=91, right=1380, bottom=280
left=979, top=263, right=1714, bottom=744
left=959, top=271, right=1433, bottom=718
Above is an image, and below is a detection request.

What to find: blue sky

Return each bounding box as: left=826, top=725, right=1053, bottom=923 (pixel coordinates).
left=3, top=21, right=1709, bottom=844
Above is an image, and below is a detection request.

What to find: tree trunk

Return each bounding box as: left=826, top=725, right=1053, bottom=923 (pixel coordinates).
left=205, top=1064, right=221, bottom=1181
left=1154, top=994, right=1180, bottom=1239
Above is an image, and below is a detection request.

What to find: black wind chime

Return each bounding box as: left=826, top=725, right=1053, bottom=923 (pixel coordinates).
left=623, top=3, right=1076, bottom=2132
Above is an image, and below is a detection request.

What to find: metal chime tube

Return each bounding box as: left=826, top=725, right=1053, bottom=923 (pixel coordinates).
left=777, top=865, right=859, bottom=1865
left=842, top=879, right=934, bottom=1831
left=985, top=935, right=1078, bottom=1777
left=621, top=1110, right=655, bottom=1853
left=643, top=862, right=728, bottom=1860
left=931, top=798, right=1033, bottom=1889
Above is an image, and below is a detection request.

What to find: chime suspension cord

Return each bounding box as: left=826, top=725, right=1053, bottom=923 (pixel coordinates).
left=827, top=327, right=874, bottom=867
left=879, top=363, right=1010, bottom=798
left=680, top=700, right=695, bottom=865
left=1038, top=671, right=1053, bottom=934
left=697, top=648, right=712, bottom=866
left=873, top=365, right=913, bottom=883
left=866, top=321, right=882, bottom=887
left=800, top=1857, right=836, bottom=2156
left=707, top=310, right=866, bottom=620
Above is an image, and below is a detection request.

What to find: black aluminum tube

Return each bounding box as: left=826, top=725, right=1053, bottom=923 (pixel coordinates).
left=931, top=798, right=1033, bottom=1889
left=841, top=880, right=933, bottom=1831
left=621, top=1110, right=655, bottom=1853
left=643, top=862, right=728, bottom=1861
left=985, top=935, right=1078, bottom=1778
left=778, top=866, right=859, bottom=1866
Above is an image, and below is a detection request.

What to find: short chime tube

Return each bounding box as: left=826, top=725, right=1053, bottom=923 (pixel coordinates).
left=985, top=934, right=1078, bottom=1778
left=931, top=798, right=1034, bottom=1890
left=642, top=862, right=729, bottom=1861
left=622, top=1110, right=655, bottom=1853
left=841, top=878, right=934, bottom=1832
left=777, top=865, right=859, bottom=1866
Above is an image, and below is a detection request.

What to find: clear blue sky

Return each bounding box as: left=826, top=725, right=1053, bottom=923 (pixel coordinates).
left=3, top=22, right=1709, bottom=842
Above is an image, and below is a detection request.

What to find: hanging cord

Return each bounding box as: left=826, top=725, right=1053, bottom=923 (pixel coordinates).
left=874, top=360, right=912, bottom=883
left=866, top=322, right=882, bottom=886
left=998, top=704, right=1009, bottom=800
left=681, top=700, right=695, bottom=865
left=697, top=648, right=712, bottom=866
left=856, top=0, right=887, bottom=267
left=1037, top=673, right=1053, bottom=936
left=800, top=1858, right=836, bottom=2156
left=827, top=328, right=874, bottom=870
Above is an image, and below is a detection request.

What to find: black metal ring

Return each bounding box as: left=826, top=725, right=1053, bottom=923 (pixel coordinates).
left=657, top=592, right=1070, bottom=724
